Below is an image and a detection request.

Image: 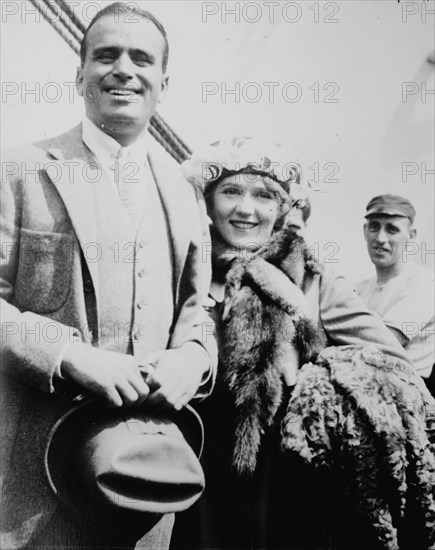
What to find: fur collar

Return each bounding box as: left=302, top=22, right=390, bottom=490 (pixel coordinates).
left=216, top=223, right=325, bottom=476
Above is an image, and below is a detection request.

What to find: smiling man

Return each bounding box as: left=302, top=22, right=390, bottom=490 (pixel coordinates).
left=357, top=194, right=434, bottom=390
left=77, top=6, right=169, bottom=145
left=1, top=3, right=216, bottom=549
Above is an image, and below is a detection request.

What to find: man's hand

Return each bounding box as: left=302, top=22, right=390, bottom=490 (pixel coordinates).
left=144, top=344, right=210, bottom=410
left=61, top=341, right=150, bottom=407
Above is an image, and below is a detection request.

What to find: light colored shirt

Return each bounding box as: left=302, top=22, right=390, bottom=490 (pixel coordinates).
left=82, top=116, right=149, bottom=199
left=357, top=263, right=435, bottom=378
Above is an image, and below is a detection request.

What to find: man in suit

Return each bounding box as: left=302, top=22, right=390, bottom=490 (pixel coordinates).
left=0, top=3, right=217, bottom=548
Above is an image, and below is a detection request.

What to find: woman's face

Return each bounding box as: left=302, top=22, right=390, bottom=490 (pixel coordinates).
left=209, top=173, right=281, bottom=250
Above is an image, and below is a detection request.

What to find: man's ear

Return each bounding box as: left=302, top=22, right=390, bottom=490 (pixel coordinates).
left=158, top=75, right=169, bottom=103
left=410, top=227, right=417, bottom=239
left=76, top=66, right=84, bottom=97
left=363, top=223, right=369, bottom=241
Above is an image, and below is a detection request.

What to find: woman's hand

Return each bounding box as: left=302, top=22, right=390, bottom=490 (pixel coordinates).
left=143, top=343, right=210, bottom=410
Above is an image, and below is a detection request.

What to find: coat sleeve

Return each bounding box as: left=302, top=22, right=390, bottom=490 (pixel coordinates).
left=0, top=155, right=79, bottom=393
left=318, top=264, right=415, bottom=368
left=174, top=183, right=218, bottom=396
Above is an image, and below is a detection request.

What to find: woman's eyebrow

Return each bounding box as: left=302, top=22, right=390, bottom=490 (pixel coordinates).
left=220, top=182, right=243, bottom=188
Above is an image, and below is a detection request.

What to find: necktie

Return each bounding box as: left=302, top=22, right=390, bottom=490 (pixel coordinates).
left=113, top=147, right=146, bottom=228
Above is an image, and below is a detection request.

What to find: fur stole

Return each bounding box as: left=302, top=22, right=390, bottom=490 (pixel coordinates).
left=215, top=223, right=325, bottom=476
left=282, top=345, right=435, bottom=549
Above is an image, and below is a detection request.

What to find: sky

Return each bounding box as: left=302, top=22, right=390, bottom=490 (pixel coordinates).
left=1, top=0, right=434, bottom=281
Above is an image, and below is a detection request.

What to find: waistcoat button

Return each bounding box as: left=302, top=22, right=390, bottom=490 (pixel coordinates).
left=83, top=280, right=93, bottom=293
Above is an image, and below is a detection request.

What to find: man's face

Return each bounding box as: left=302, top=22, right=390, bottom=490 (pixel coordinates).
left=76, top=14, right=169, bottom=144
left=286, top=207, right=306, bottom=237
left=363, top=215, right=416, bottom=269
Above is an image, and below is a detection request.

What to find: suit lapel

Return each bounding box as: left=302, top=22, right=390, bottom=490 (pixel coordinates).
left=45, top=127, right=194, bottom=307
left=147, top=145, right=191, bottom=286
left=45, top=124, right=100, bottom=298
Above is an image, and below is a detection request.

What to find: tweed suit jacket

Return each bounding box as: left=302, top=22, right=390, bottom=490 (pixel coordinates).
left=0, top=124, right=217, bottom=549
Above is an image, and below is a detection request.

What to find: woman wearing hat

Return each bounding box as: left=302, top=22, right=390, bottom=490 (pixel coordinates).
left=170, top=138, right=434, bottom=550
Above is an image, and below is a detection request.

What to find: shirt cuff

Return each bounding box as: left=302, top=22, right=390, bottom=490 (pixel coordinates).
left=55, top=332, right=82, bottom=381
left=181, top=341, right=213, bottom=396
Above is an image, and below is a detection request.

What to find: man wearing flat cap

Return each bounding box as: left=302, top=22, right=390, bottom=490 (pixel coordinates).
left=0, top=2, right=217, bottom=549
left=357, top=194, right=434, bottom=392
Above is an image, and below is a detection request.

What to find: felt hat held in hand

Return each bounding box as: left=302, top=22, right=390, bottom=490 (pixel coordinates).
left=44, top=396, right=205, bottom=517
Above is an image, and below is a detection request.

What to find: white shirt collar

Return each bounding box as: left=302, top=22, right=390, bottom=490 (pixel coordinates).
left=82, top=117, right=149, bottom=162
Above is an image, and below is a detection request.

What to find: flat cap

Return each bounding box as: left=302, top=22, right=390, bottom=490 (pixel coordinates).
left=365, top=194, right=415, bottom=223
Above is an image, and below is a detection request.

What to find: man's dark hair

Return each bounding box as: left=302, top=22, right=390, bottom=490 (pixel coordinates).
left=80, top=2, right=169, bottom=72
left=291, top=197, right=311, bottom=223
left=299, top=198, right=311, bottom=223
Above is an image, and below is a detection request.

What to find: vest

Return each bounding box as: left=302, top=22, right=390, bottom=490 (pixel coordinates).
left=90, top=160, right=174, bottom=360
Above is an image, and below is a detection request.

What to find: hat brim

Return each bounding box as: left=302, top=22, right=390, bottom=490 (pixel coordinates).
left=44, top=397, right=204, bottom=518
left=364, top=209, right=410, bottom=219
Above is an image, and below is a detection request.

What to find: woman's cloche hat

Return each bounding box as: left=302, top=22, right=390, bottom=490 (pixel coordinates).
left=181, top=136, right=309, bottom=207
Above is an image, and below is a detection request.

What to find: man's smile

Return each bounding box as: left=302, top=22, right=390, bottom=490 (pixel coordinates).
left=372, top=246, right=389, bottom=253
left=105, top=85, right=142, bottom=95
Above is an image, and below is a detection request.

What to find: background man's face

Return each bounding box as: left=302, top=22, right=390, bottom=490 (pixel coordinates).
left=76, top=14, right=168, bottom=141
left=286, top=207, right=306, bottom=237
left=363, top=215, right=416, bottom=269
